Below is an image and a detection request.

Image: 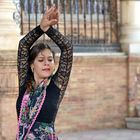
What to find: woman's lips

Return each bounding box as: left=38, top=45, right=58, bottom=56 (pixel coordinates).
left=42, top=68, right=50, bottom=72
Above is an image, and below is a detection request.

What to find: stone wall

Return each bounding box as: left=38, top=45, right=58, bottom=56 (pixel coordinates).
left=1, top=51, right=136, bottom=139
left=0, top=51, right=18, bottom=140
left=127, top=55, right=140, bottom=116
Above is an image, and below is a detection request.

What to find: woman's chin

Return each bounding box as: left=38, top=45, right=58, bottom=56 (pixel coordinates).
left=42, top=74, right=52, bottom=79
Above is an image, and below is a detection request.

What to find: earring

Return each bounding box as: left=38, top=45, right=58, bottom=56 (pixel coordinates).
left=53, top=69, right=55, bottom=75
left=31, top=67, right=34, bottom=73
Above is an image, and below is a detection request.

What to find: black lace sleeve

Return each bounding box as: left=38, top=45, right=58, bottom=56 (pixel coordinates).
left=17, top=26, right=44, bottom=92
left=46, top=27, right=73, bottom=102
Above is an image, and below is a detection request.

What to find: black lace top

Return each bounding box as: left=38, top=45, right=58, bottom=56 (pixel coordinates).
left=16, top=26, right=73, bottom=123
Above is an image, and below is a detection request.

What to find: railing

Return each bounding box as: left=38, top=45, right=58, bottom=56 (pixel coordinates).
left=20, top=0, right=121, bottom=52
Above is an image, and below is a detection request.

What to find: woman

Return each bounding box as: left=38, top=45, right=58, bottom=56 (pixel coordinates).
left=16, top=6, right=73, bottom=140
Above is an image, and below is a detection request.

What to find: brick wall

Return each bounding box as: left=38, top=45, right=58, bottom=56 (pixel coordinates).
left=56, top=53, right=128, bottom=132
left=2, top=51, right=139, bottom=139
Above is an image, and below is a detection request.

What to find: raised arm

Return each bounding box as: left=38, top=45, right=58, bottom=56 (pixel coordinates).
left=40, top=6, right=73, bottom=102
left=18, top=6, right=58, bottom=91
left=17, top=26, right=44, bottom=90
left=46, top=27, right=73, bottom=98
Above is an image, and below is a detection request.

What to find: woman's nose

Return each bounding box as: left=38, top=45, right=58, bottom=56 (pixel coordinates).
left=44, top=60, right=50, bottom=65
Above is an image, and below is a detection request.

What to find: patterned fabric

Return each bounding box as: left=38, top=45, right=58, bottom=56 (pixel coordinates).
left=26, top=122, right=58, bottom=140
left=17, top=26, right=44, bottom=88
left=46, top=27, right=73, bottom=104
left=17, top=26, right=73, bottom=107
left=17, top=26, right=73, bottom=139
left=17, top=80, right=54, bottom=140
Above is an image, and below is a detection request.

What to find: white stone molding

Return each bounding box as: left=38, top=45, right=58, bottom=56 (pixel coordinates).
left=13, top=0, right=21, bottom=26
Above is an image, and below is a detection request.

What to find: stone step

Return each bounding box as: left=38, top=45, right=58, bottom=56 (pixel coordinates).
left=125, top=117, right=140, bottom=130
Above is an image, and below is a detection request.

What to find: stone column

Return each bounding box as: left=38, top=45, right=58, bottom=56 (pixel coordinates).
left=121, top=0, right=140, bottom=54
left=0, top=0, right=20, bottom=139
left=0, top=0, right=21, bottom=50
left=0, top=51, right=18, bottom=139
left=120, top=0, right=140, bottom=116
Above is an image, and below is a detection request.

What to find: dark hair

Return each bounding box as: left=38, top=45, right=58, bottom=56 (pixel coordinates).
left=29, top=43, right=55, bottom=65
left=27, top=43, right=55, bottom=90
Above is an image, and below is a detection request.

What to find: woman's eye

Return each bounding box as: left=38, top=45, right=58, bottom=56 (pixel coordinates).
left=48, top=59, right=53, bottom=62
left=38, top=59, right=43, bottom=62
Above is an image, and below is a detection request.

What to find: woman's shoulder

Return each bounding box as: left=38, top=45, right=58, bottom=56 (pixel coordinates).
left=46, top=78, right=61, bottom=94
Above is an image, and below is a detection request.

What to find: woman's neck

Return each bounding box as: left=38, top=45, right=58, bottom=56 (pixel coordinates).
left=34, top=78, right=48, bottom=88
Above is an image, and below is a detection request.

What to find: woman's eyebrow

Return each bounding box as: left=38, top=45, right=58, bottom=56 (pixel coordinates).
left=48, top=56, right=53, bottom=58
left=37, top=56, right=44, bottom=59
left=37, top=56, right=53, bottom=59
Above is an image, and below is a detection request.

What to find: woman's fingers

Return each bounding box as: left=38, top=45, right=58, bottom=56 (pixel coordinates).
left=40, top=6, right=59, bottom=31
left=45, top=6, right=54, bottom=15
left=50, top=10, right=58, bottom=20
left=45, top=6, right=56, bottom=18
left=46, top=7, right=58, bottom=19
left=49, top=19, right=58, bottom=25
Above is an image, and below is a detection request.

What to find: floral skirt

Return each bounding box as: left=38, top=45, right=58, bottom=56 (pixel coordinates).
left=25, top=122, right=58, bottom=140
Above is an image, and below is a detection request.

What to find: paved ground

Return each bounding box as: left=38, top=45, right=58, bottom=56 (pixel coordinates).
left=58, top=129, right=140, bottom=140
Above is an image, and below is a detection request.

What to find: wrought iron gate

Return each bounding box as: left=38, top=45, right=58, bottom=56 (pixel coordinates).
left=14, top=0, right=121, bottom=52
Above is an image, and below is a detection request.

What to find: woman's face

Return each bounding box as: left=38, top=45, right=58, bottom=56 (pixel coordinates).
left=31, top=48, right=55, bottom=82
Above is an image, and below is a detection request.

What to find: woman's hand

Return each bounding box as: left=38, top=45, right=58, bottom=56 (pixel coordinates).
left=40, top=6, right=59, bottom=32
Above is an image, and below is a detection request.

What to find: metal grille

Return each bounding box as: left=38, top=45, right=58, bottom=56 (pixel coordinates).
left=20, top=0, right=121, bottom=52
